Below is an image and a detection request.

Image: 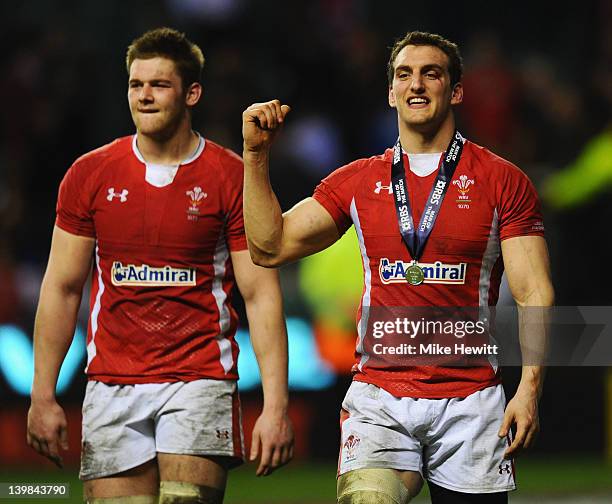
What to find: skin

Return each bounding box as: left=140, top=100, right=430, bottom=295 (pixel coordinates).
left=27, top=56, right=293, bottom=498
left=242, top=44, right=553, bottom=500
left=499, top=236, right=553, bottom=459
left=127, top=57, right=201, bottom=164
left=388, top=45, right=463, bottom=153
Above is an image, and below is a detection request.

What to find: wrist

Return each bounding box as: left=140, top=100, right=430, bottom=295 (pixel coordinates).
left=30, top=389, right=57, bottom=403
left=516, top=378, right=543, bottom=399
left=263, top=397, right=289, bottom=415
left=243, top=146, right=270, bottom=160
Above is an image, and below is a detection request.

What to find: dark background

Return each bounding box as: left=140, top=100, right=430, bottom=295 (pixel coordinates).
left=0, top=0, right=611, bottom=472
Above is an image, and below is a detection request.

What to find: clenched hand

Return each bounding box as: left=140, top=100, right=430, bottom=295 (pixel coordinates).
left=242, top=100, right=291, bottom=153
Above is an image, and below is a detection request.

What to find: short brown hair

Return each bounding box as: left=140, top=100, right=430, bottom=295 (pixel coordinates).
left=387, top=31, right=463, bottom=86
left=126, top=27, right=205, bottom=89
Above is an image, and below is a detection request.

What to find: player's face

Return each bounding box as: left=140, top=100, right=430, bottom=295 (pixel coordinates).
left=128, top=57, right=189, bottom=138
left=388, top=45, right=463, bottom=132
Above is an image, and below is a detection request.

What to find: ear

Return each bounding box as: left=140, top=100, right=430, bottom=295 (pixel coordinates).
left=185, top=82, right=202, bottom=107
left=388, top=85, right=397, bottom=108
left=450, top=82, right=463, bottom=105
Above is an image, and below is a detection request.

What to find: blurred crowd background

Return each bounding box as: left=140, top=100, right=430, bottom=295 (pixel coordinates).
left=1, top=0, right=611, bottom=481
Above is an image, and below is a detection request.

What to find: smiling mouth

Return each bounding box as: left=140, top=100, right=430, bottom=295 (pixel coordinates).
left=407, top=97, right=430, bottom=107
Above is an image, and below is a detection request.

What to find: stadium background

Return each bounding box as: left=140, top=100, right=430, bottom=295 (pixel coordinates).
left=1, top=0, right=611, bottom=502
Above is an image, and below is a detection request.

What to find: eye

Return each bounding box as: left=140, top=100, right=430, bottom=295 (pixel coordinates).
left=129, top=82, right=142, bottom=88
left=425, top=72, right=439, bottom=79
left=397, top=71, right=410, bottom=80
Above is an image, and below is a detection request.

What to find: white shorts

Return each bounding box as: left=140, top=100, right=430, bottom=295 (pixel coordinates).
left=338, top=381, right=515, bottom=494
left=80, top=379, right=244, bottom=480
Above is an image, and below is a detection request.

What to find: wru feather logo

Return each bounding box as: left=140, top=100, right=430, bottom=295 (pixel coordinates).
left=452, top=174, right=474, bottom=195
left=186, top=186, right=207, bottom=221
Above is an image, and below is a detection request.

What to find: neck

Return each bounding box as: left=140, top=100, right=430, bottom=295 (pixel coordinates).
left=136, top=121, right=199, bottom=165
left=398, top=114, right=456, bottom=154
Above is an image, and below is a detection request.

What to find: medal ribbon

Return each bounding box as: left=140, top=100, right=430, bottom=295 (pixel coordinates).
left=391, top=129, right=464, bottom=262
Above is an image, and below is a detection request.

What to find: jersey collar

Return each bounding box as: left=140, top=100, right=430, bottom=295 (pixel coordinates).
left=131, top=132, right=206, bottom=166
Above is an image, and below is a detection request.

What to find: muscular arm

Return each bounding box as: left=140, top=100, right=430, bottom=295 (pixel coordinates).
left=28, top=225, right=94, bottom=465
left=242, top=100, right=340, bottom=267
left=231, top=249, right=294, bottom=475
left=498, top=235, right=554, bottom=458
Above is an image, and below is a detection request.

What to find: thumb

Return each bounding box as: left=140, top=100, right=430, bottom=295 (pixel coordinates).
left=250, top=429, right=261, bottom=461
left=498, top=410, right=512, bottom=438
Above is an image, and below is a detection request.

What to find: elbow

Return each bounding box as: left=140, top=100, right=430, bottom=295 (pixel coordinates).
left=41, top=274, right=84, bottom=299
left=247, top=244, right=284, bottom=268
left=514, top=282, right=555, bottom=307
left=253, top=258, right=281, bottom=268
left=537, top=279, right=555, bottom=307
left=543, top=286, right=555, bottom=307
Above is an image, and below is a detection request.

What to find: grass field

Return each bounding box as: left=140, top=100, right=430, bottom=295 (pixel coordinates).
left=1, top=458, right=611, bottom=503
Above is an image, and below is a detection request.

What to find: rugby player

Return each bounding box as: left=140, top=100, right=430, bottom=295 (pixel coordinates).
left=241, top=31, right=553, bottom=503
left=27, top=28, right=293, bottom=503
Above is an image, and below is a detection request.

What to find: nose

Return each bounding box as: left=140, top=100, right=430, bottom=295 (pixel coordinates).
left=410, top=75, right=425, bottom=93
left=139, top=83, right=153, bottom=102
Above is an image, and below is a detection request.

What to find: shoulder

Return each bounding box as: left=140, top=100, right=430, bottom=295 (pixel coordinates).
left=74, top=136, right=132, bottom=166
left=70, top=136, right=133, bottom=175
left=464, top=141, right=541, bottom=219
left=58, top=137, right=130, bottom=211
left=465, top=140, right=531, bottom=182
left=198, top=139, right=244, bottom=206
left=200, top=138, right=244, bottom=182
left=62, top=136, right=132, bottom=189
left=321, top=150, right=390, bottom=187
left=202, top=139, right=243, bottom=169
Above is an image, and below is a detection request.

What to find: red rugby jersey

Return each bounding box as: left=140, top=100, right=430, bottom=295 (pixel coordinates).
left=56, top=135, right=246, bottom=384
left=313, top=140, right=545, bottom=398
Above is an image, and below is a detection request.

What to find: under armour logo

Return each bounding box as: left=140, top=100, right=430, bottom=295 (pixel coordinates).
left=107, top=188, right=129, bottom=202
left=498, top=463, right=511, bottom=474
left=374, top=181, right=393, bottom=194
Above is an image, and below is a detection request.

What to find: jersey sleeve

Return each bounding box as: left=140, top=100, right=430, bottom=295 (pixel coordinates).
left=497, top=163, right=545, bottom=241
left=56, top=160, right=96, bottom=238
left=221, top=149, right=248, bottom=252
left=312, top=160, right=364, bottom=235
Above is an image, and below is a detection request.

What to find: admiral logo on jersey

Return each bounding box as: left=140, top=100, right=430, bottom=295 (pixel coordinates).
left=380, top=258, right=467, bottom=285
left=111, top=262, right=196, bottom=287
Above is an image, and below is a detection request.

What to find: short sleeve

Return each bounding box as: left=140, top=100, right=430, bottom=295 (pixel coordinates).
left=221, top=151, right=247, bottom=252
left=56, top=161, right=96, bottom=238
left=312, top=160, right=365, bottom=235
left=497, top=164, right=545, bottom=241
